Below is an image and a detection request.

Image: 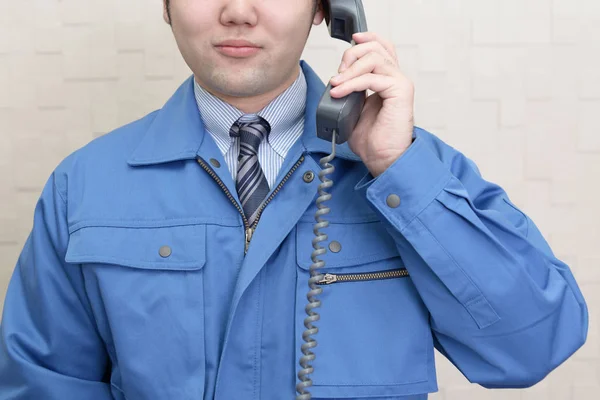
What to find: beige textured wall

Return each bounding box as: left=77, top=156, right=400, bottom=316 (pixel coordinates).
left=0, top=0, right=598, bottom=398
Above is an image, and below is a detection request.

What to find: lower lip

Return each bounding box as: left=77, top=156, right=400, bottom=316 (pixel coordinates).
left=216, top=46, right=260, bottom=58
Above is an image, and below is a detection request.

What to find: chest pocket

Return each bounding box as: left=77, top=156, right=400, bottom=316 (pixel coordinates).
left=65, top=223, right=207, bottom=400
left=295, top=221, right=432, bottom=399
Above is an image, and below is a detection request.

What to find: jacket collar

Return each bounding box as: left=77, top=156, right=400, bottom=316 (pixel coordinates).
left=127, top=60, right=361, bottom=166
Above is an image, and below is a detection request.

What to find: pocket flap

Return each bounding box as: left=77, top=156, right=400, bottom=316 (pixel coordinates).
left=65, top=224, right=206, bottom=271
left=296, top=221, right=401, bottom=270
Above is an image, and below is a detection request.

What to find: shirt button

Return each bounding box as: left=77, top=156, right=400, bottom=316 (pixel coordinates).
left=329, top=241, right=342, bottom=253
left=386, top=194, right=401, bottom=208
left=303, top=171, right=315, bottom=183
left=210, top=158, right=221, bottom=168
left=159, top=246, right=172, bottom=258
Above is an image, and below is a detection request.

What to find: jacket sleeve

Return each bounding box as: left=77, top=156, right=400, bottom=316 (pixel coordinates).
left=0, top=171, right=112, bottom=399
left=354, top=127, right=589, bottom=388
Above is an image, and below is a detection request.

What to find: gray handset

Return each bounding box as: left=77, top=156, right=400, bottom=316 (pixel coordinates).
left=296, top=1, right=368, bottom=399
left=316, top=0, right=368, bottom=144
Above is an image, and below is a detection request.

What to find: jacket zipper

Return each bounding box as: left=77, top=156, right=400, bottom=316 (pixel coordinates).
left=197, top=156, right=305, bottom=254
left=316, top=268, right=409, bottom=285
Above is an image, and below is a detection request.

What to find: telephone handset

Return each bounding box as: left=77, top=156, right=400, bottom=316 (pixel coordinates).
left=316, top=0, right=368, bottom=144
left=296, top=1, right=368, bottom=399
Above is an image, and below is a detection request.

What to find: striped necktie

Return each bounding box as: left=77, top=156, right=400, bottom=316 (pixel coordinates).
left=229, top=115, right=271, bottom=227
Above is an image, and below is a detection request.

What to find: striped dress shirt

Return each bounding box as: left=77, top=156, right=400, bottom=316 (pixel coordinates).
left=193, top=68, right=307, bottom=189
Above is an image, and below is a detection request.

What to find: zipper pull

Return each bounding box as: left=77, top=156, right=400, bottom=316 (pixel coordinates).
left=316, top=273, right=337, bottom=285
left=245, top=227, right=254, bottom=254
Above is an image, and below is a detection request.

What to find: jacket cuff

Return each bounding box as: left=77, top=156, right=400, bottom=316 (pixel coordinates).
left=354, top=131, right=453, bottom=232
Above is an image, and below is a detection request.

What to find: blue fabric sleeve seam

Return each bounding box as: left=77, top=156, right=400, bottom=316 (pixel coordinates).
left=502, top=198, right=530, bottom=238
left=413, top=215, right=491, bottom=313
left=53, top=172, right=68, bottom=206
left=111, top=383, right=126, bottom=397
left=50, top=173, right=110, bottom=368
left=466, top=303, right=561, bottom=339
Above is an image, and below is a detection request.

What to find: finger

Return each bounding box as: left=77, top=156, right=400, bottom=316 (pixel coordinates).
left=332, top=52, right=399, bottom=87
left=330, top=73, right=400, bottom=100
left=352, top=32, right=397, bottom=60
left=353, top=32, right=397, bottom=59
left=339, top=41, right=397, bottom=73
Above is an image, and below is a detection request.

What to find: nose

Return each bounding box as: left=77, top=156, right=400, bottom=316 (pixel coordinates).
left=220, top=0, right=259, bottom=26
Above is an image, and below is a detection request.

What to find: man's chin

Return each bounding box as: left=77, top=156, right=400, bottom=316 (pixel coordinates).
left=209, top=79, right=262, bottom=98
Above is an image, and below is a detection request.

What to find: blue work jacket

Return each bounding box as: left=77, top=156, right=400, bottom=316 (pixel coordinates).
left=0, top=60, right=588, bottom=400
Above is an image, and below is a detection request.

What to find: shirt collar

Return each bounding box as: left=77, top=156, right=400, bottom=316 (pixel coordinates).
left=193, top=68, right=307, bottom=159
left=127, top=60, right=362, bottom=167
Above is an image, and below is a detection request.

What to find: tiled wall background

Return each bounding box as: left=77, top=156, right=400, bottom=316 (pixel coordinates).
left=0, top=0, right=598, bottom=398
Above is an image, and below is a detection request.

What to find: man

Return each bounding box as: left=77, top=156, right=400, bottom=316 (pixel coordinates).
left=0, top=1, right=588, bottom=399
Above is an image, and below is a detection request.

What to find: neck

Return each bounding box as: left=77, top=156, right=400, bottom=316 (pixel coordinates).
left=196, top=65, right=300, bottom=114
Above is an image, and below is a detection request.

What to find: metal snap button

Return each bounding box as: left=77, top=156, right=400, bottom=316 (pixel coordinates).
left=159, top=245, right=172, bottom=258
left=303, top=171, right=315, bottom=183
left=209, top=158, right=221, bottom=168
left=329, top=241, right=342, bottom=253
left=386, top=194, right=401, bottom=208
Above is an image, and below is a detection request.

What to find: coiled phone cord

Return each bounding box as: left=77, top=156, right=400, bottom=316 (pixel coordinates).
left=295, top=131, right=337, bottom=400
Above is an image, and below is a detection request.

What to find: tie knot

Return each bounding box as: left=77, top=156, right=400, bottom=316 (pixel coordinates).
left=229, top=115, right=271, bottom=152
